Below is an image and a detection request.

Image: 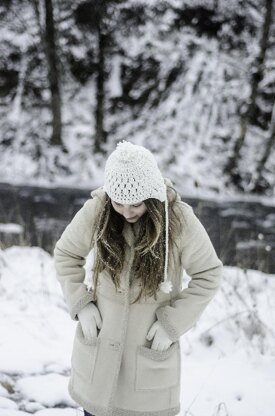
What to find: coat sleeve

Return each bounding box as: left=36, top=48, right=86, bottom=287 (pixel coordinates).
left=155, top=202, right=223, bottom=342
left=53, top=196, right=102, bottom=321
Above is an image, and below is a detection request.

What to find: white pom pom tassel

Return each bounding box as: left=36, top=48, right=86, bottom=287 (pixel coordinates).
left=159, top=279, right=173, bottom=293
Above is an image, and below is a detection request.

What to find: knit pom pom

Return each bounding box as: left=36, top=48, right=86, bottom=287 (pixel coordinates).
left=116, top=141, right=136, bottom=162
left=159, top=280, right=173, bottom=293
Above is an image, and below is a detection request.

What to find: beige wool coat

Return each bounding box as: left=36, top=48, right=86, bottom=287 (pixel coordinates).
left=53, top=177, right=223, bottom=416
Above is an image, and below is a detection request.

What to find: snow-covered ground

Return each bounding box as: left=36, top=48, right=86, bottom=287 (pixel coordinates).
left=0, top=246, right=274, bottom=416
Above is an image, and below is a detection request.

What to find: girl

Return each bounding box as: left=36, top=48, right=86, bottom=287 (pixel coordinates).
left=54, top=140, right=223, bottom=416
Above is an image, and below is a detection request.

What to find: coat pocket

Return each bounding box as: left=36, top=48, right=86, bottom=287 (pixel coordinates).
left=135, top=341, right=180, bottom=390
left=71, top=322, right=100, bottom=383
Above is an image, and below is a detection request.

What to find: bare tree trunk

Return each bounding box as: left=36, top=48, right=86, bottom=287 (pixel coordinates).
left=224, top=0, right=273, bottom=187
left=94, top=27, right=107, bottom=154
left=32, top=0, right=43, bottom=39
left=44, top=0, right=63, bottom=147
left=252, top=102, right=275, bottom=192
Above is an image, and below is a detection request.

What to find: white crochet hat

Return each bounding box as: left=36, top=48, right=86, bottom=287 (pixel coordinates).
left=103, top=140, right=172, bottom=294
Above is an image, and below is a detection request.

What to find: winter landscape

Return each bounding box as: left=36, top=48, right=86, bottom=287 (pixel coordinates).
left=0, top=0, right=275, bottom=415
left=0, top=247, right=275, bottom=416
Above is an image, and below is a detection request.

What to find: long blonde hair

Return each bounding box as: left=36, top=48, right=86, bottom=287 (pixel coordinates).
left=92, top=183, right=183, bottom=304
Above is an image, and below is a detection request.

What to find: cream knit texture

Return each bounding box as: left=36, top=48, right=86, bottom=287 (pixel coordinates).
left=103, top=141, right=167, bottom=203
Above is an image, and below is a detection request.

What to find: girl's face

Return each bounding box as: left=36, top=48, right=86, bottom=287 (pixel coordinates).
left=111, top=199, right=147, bottom=222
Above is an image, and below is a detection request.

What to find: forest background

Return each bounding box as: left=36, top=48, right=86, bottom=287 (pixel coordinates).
left=0, top=0, right=274, bottom=198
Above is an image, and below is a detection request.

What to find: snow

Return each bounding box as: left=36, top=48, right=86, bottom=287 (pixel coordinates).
left=1, top=1, right=274, bottom=200
left=33, top=411, right=77, bottom=415
left=0, top=247, right=73, bottom=375
left=0, top=2, right=274, bottom=414
left=0, top=397, right=18, bottom=410
left=0, top=385, right=8, bottom=398
left=0, top=246, right=275, bottom=415
left=0, top=411, right=29, bottom=416
left=108, top=54, right=123, bottom=98
left=180, top=352, right=275, bottom=416
left=0, top=224, right=23, bottom=234
left=16, top=374, right=74, bottom=408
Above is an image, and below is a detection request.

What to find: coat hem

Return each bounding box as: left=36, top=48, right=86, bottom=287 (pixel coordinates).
left=68, top=377, right=181, bottom=416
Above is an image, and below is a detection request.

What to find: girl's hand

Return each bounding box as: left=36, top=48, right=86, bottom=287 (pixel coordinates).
left=77, top=302, right=102, bottom=340
left=146, top=320, right=173, bottom=351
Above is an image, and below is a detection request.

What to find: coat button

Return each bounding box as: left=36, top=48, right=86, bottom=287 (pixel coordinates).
left=109, top=341, right=120, bottom=349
